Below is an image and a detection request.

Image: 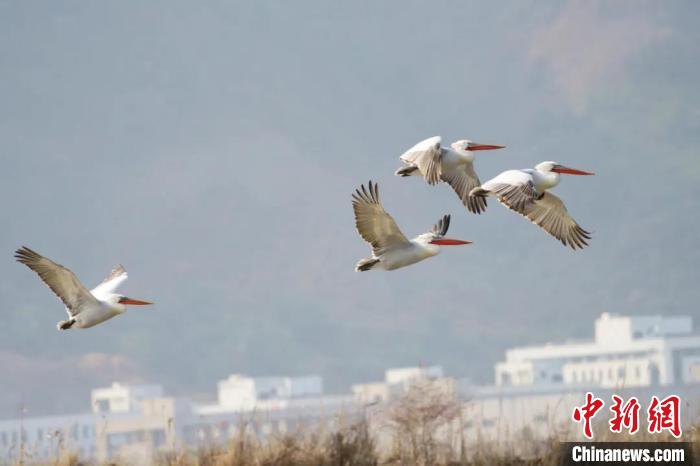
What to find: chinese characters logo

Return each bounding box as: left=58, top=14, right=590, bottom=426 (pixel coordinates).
left=572, top=392, right=681, bottom=439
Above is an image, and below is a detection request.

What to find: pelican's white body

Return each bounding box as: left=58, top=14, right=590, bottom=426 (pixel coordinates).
left=64, top=272, right=130, bottom=328
left=400, top=137, right=476, bottom=177
left=368, top=235, right=440, bottom=271
left=482, top=162, right=561, bottom=195
left=67, top=295, right=125, bottom=329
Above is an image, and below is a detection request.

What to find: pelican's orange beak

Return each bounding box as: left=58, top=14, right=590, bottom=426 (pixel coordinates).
left=468, top=143, right=506, bottom=151
left=119, top=297, right=153, bottom=305
left=551, top=165, right=595, bottom=175
left=429, top=238, right=472, bottom=246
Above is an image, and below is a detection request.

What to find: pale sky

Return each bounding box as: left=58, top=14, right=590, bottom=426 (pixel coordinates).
left=1, top=0, right=699, bottom=416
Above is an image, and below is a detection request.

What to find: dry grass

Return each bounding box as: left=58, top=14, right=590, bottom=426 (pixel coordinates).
left=13, top=423, right=697, bottom=466
left=151, top=420, right=376, bottom=466
left=11, top=385, right=699, bottom=466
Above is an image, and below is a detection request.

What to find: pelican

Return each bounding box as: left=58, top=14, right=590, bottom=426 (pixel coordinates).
left=469, top=162, right=594, bottom=249
left=352, top=181, right=471, bottom=271
left=395, top=136, right=505, bottom=214
left=14, top=246, right=152, bottom=330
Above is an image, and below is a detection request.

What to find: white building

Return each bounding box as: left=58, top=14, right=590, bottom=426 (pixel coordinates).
left=91, top=383, right=164, bottom=414
left=213, top=374, right=323, bottom=412
left=0, top=384, right=170, bottom=464
left=0, top=412, right=96, bottom=463
left=352, top=365, right=445, bottom=404
left=94, top=375, right=354, bottom=464
left=495, top=312, right=700, bottom=389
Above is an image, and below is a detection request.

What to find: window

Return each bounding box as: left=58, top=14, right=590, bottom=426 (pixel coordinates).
left=153, top=430, right=166, bottom=447
left=95, top=399, right=110, bottom=413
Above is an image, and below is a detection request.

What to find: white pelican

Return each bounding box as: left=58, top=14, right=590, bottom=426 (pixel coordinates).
left=395, top=136, right=505, bottom=214
left=352, top=181, right=471, bottom=271
left=469, top=162, right=594, bottom=249
left=15, top=246, right=152, bottom=330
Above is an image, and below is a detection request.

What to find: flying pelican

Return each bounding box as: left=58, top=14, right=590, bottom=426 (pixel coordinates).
left=469, top=161, right=594, bottom=249
left=14, top=246, right=152, bottom=330
left=395, top=136, right=505, bottom=214
left=352, top=181, right=471, bottom=271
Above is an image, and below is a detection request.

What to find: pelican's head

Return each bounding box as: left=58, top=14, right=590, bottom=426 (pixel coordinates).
left=451, top=139, right=506, bottom=154
left=535, top=161, right=595, bottom=176
left=106, top=294, right=153, bottom=312
left=414, top=233, right=471, bottom=258
left=417, top=214, right=472, bottom=253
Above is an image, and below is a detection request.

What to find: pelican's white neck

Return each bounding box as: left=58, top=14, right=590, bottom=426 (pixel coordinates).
left=534, top=167, right=560, bottom=191
left=412, top=236, right=441, bottom=257
left=448, top=144, right=475, bottom=161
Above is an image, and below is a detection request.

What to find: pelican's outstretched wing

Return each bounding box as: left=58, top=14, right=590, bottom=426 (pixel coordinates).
left=15, top=246, right=99, bottom=316
left=352, top=181, right=410, bottom=255
left=399, top=136, right=443, bottom=185
left=429, top=214, right=451, bottom=238
left=519, top=192, right=591, bottom=249
left=91, top=265, right=128, bottom=296
left=441, top=163, right=487, bottom=214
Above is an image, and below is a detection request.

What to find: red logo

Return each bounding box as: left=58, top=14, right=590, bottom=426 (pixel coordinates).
left=572, top=392, right=605, bottom=439
left=647, top=395, right=681, bottom=438
left=572, top=393, right=682, bottom=439
left=609, top=395, right=640, bottom=434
